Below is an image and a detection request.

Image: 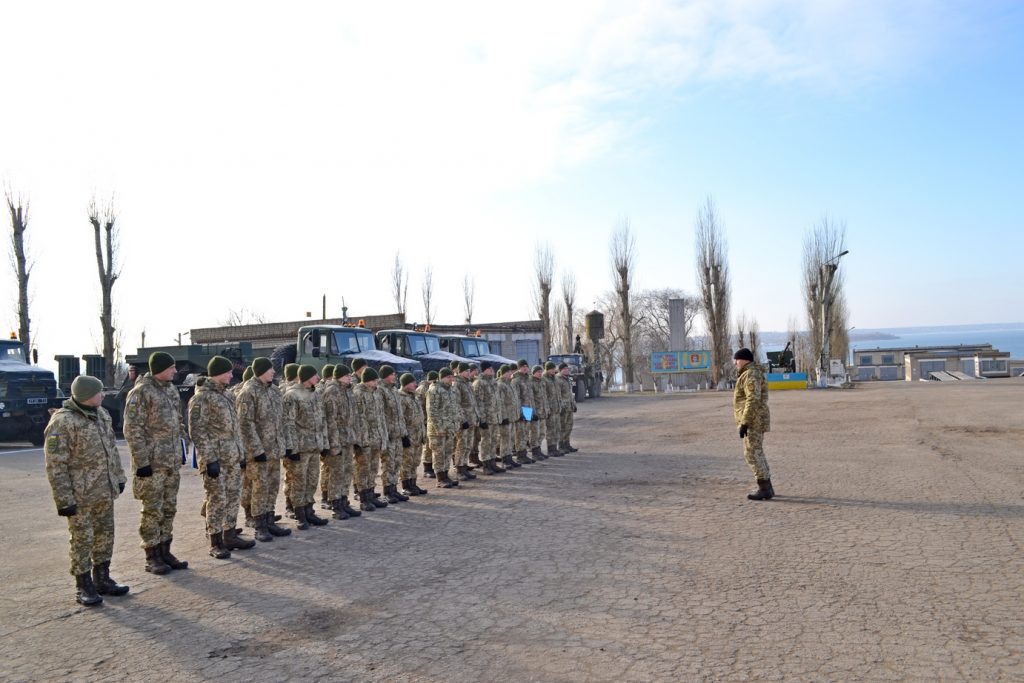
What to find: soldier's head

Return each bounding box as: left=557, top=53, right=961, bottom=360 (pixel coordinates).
left=298, top=365, right=318, bottom=388
left=517, top=359, right=529, bottom=374
left=558, top=362, right=569, bottom=377
left=544, top=361, right=557, bottom=376
left=439, top=367, right=455, bottom=385
left=352, top=358, right=368, bottom=376
left=379, top=365, right=396, bottom=385
left=449, top=360, right=460, bottom=371
left=733, top=348, right=754, bottom=369
left=458, top=362, right=471, bottom=378
left=532, top=364, right=543, bottom=378
left=208, top=356, right=234, bottom=386
left=284, top=363, right=300, bottom=383
left=334, top=364, right=353, bottom=386
left=469, top=363, right=479, bottom=378
left=71, top=375, right=105, bottom=408
left=498, top=364, right=509, bottom=378
left=426, top=370, right=439, bottom=382
left=480, top=361, right=494, bottom=377
left=400, top=373, right=417, bottom=393
left=321, top=364, right=335, bottom=381
left=241, top=366, right=254, bottom=383
left=361, top=367, right=379, bottom=388
left=149, top=352, right=176, bottom=382
left=252, top=357, right=274, bottom=383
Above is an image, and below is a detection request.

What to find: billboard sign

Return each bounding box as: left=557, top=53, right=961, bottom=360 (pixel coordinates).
left=650, top=350, right=712, bottom=373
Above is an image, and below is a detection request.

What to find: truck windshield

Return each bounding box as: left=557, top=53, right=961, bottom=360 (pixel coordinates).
left=333, top=330, right=377, bottom=354
left=1, top=344, right=26, bottom=363
left=406, top=334, right=438, bottom=356
left=477, top=340, right=491, bottom=354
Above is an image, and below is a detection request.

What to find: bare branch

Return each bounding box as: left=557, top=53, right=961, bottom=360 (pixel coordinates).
left=533, top=243, right=555, bottom=358
left=421, top=264, right=436, bottom=324
left=6, top=187, right=31, bottom=353
left=694, top=196, right=731, bottom=386
left=89, top=195, right=120, bottom=387
left=802, top=215, right=848, bottom=380
left=463, top=273, right=475, bottom=325
left=610, top=219, right=638, bottom=389
left=390, top=251, right=409, bottom=315
left=560, top=270, right=577, bottom=354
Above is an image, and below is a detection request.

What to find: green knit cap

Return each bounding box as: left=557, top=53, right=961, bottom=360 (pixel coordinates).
left=517, top=358, right=529, bottom=368
left=498, top=364, right=509, bottom=375
left=439, top=368, right=453, bottom=378
left=251, top=357, right=272, bottom=377
left=558, top=362, right=568, bottom=370
left=449, top=360, right=460, bottom=370
left=362, top=367, right=379, bottom=382
left=242, top=367, right=254, bottom=382
left=427, top=370, right=439, bottom=381
left=298, top=365, right=317, bottom=383
left=333, top=364, right=351, bottom=379
left=207, top=355, right=233, bottom=377
left=458, top=362, right=471, bottom=373
left=321, top=364, right=335, bottom=379
left=284, top=363, right=299, bottom=381
left=71, top=375, right=104, bottom=402
left=532, top=364, right=543, bottom=373
left=400, top=373, right=415, bottom=387
left=149, top=351, right=175, bottom=375
left=352, top=358, right=367, bottom=371
left=379, top=365, right=395, bottom=380
left=544, top=361, right=556, bottom=370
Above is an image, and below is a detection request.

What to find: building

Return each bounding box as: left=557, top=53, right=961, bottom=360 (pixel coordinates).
left=853, top=344, right=1013, bottom=381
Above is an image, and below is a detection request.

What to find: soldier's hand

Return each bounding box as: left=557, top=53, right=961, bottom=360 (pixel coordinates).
left=320, top=448, right=331, bottom=457
left=501, top=419, right=509, bottom=425
left=118, top=482, right=125, bottom=494
left=207, top=461, right=221, bottom=478
left=286, top=450, right=300, bottom=462
left=738, top=424, right=748, bottom=439
left=461, top=421, right=470, bottom=430
left=57, top=504, right=77, bottom=517
left=136, top=464, right=153, bottom=478
left=239, top=458, right=246, bottom=469
left=354, top=445, right=363, bottom=453
left=253, top=452, right=267, bottom=463
left=480, top=422, right=488, bottom=430
left=401, top=435, right=412, bottom=448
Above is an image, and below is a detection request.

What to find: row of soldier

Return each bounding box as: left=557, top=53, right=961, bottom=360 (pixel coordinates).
left=43, top=351, right=578, bottom=606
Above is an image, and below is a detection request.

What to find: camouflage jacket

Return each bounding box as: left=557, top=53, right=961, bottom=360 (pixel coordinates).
left=497, top=377, right=520, bottom=423
left=353, top=383, right=388, bottom=450
left=556, top=374, right=576, bottom=411
left=282, top=384, right=327, bottom=453
left=543, top=374, right=561, bottom=414
left=472, top=375, right=499, bottom=425
left=733, top=364, right=771, bottom=432
left=236, top=377, right=286, bottom=461
left=455, top=375, right=479, bottom=424
left=380, top=382, right=407, bottom=442
left=426, top=381, right=460, bottom=436
left=188, top=379, right=243, bottom=469
left=531, top=375, right=549, bottom=418
left=415, top=379, right=433, bottom=415
left=321, top=380, right=355, bottom=454
left=399, top=388, right=426, bottom=442
left=124, top=373, right=186, bottom=471
left=44, top=399, right=126, bottom=510
left=512, top=372, right=533, bottom=417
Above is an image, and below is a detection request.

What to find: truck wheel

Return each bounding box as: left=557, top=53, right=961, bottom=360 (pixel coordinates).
left=29, top=428, right=46, bottom=447
left=270, top=344, right=297, bottom=376
left=574, top=378, right=587, bottom=402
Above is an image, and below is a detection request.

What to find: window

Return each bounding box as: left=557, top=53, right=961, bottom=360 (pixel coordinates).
left=980, top=359, right=1007, bottom=373
left=333, top=331, right=360, bottom=354
left=406, top=335, right=429, bottom=356
left=880, top=354, right=894, bottom=364
left=859, top=355, right=874, bottom=365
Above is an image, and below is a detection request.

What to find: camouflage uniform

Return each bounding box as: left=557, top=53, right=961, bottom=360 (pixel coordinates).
left=379, top=381, right=407, bottom=487
left=44, top=399, right=126, bottom=575
left=473, top=374, right=499, bottom=463
left=188, top=379, right=244, bottom=536
left=454, top=375, right=479, bottom=466
left=352, top=382, right=388, bottom=491
left=544, top=373, right=562, bottom=453
left=124, top=373, right=186, bottom=549
left=282, top=383, right=327, bottom=508
left=512, top=370, right=533, bottom=452
left=530, top=374, right=549, bottom=451
left=321, top=379, right=356, bottom=504
left=496, top=374, right=519, bottom=459
left=236, top=377, right=286, bottom=517
left=399, top=386, right=426, bottom=481
left=733, top=363, right=771, bottom=480
left=228, top=383, right=253, bottom=520
left=556, top=373, right=576, bottom=447
left=415, top=378, right=434, bottom=468
left=426, top=380, right=460, bottom=475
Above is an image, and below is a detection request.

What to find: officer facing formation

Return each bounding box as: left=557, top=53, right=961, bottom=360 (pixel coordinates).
left=733, top=348, right=775, bottom=501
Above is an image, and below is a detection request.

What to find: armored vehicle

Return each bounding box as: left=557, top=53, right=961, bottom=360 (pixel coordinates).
left=438, top=334, right=516, bottom=369
left=375, top=328, right=471, bottom=375
left=0, top=337, right=60, bottom=445
left=270, top=324, right=422, bottom=380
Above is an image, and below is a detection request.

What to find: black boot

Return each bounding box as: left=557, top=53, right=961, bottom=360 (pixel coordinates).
left=93, top=562, right=129, bottom=596
left=341, top=495, right=361, bottom=517
left=75, top=572, right=103, bottom=606
left=480, top=460, right=495, bottom=475
left=436, top=471, right=455, bottom=488
left=504, top=453, right=521, bottom=469
left=267, top=511, right=292, bottom=536
left=456, top=465, right=471, bottom=481
left=224, top=528, right=256, bottom=550
left=547, top=444, right=563, bottom=457
left=254, top=513, right=273, bottom=542
left=400, top=479, right=417, bottom=497
left=294, top=505, right=310, bottom=530
left=161, top=538, right=189, bottom=570
left=370, top=489, right=389, bottom=508
left=565, top=442, right=579, bottom=453
left=305, top=504, right=328, bottom=526
left=209, top=532, right=231, bottom=559
left=747, top=479, right=773, bottom=501
left=359, top=490, right=376, bottom=512
left=491, top=458, right=506, bottom=473
left=531, top=446, right=547, bottom=460
left=331, top=499, right=350, bottom=520
left=765, top=479, right=775, bottom=499
left=144, top=545, right=170, bottom=575
left=410, top=478, right=428, bottom=495
left=422, top=463, right=436, bottom=479
left=383, top=485, right=402, bottom=504
left=516, top=450, right=535, bottom=465
left=469, top=452, right=482, bottom=467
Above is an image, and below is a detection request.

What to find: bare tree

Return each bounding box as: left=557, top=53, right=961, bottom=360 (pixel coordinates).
left=421, top=265, right=436, bottom=324
left=550, top=300, right=567, bottom=353
left=748, top=318, right=761, bottom=362
left=89, top=196, right=119, bottom=387
left=390, top=251, right=409, bottom=315
left=802, top=215, right=848, bottom=381
left=610, top=220, right=638, bottom=391
left=735, top=312, right=748, bottom=351
left=533, top=244, right=555, bottom=358
left=6, top=188, right=31, bottom=355
left=560, top=271, right=577, bottom=353
left=463, top=273, right=475, bottom=325
left=695, top=197, right=731, bottom=388
left=221, top=308, right=268, bottom=326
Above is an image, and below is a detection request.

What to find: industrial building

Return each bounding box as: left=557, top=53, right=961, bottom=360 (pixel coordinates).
left=853, top=344, right=1015, bottom=381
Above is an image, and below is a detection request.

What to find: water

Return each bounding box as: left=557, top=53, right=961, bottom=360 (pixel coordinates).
left=849, top=323, right=1024, bottom=360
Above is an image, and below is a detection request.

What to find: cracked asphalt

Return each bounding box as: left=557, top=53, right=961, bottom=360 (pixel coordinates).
left=1, top=379, right=1022, bottom=681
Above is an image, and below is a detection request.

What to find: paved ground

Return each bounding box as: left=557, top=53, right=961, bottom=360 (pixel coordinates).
left=1, top=379, right=1022, bottom=681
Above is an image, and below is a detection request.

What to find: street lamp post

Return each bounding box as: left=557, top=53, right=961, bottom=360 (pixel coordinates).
left=819, top=250, right=849, bottom=385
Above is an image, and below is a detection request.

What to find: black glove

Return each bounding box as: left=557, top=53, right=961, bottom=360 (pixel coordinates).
left=206, top=461, right=220, bottom=478
left=738, top=424, right=748, bottom=439
left=320, top=448, right=331, bottom=457
left=401, top=436, right=412, bottom=448
left=286, top=450, right=300, bottom=462
left=253, top=452, right=267, bottom=463
left=573, top=405, right=577, bottom=413
left=461, top=421, right=470, bottom=430
left=58, top=503, right=77, bottom=517
left=501, top=419, right=509, bottom=426
left=480, top=422, right=488, bottom=430
left=135, top=464, right=153, bottom=478
left=239, top=458, right=246, bottom=470
left=354, top=445, right=364, bottom=453
left=118, top=482, right=125, bottom=494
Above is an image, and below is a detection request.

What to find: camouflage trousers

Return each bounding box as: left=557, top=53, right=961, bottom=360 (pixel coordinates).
left=428, top=432, right=453, bottom=474
left=134, top=466, right=180, bottom=549
left=354, top=447, right=382, bottom=492
left=240, top=461, right=251, bottom=511
left=454, top=426, right=473, bottom=466
left=247, top=457, right=282, bottom=517
left=284, top=451, right=319, bottom=507
left=379, top=438, right=400, bottom=487
left=321, top=446, right=353, bottom=502
left=742, top=430, right=771, bottom=480
left=498, top=422, right=514, bottom=457
left=530, top=416, right=546, bottom=450
left=202, top=458, right=241, bottom=535
left=560, top=408, right=574, bottom=444
left=400, top=436, right=423, bottom=481
left=66, top=497, right=116, bottom=575
left=546, top=413, right=562, bottom=449
left=477, top=424, right=497, bottom=462
left=420, top=439, right=434, bottom=467
left=514, top=419, right=529, bottom=453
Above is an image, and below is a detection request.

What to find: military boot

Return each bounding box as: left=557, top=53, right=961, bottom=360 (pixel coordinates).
left=456, top=465, right=471, bottom=482
left=564, top=442, right=579, bottom=453
left=491, top=458, right=506, bottom=473
left=144, top=545, right=170, bottom=575
left=340, top=495, right=361, bottom=517
left=370, top=489, right=389, bottom=508
left=547, top=443, right=563, bottom=457
left=479, top=460, right=495, bottom=475
left=254, top=514, right=273, bottom=542
left=243, top=504, right=256, bottom=529
left=92, top=562, right=129, bottom=596
left=293, top=505, right=310, bottom=530
left=766, top=480, right=776, bottom=499
left=209, top=532, right=231, bottom=559
left=469, top=452, right=482, bottom=467
left=400, top=479, right=418, bottom=497
left=75, top=572, right=103, bottom=606
left=747, top=479, right=773, bottom=501
left=436, top=471, right=455, bottom=488
left=224, top=528, right=256, bottom=550
left=409, top=478, right=428, bottom=495
left=331, top=500, right=350, bottom=520
left=359, top=490, right=377, bottom=512
left=531, top=446, right=547, bottom=460
left=161, top=538, right=189, bottom=570
left=504, top=453, right=521, bottom=469
left=383, top=485, right=401, bottom=504
left=515, top=450, right=535, bottom=465
left=305, top=504, right=328, bottom=526
left=422, top=463, right=436, bottom=479
left=266, top=511, right=293, bottom=536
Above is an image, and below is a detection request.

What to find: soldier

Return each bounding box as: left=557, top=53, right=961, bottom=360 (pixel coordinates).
left=454, top=362, right=479, bottom=481
left=124, top=352, right=188, bottom=575
left=377, top=365, right=409, bottom=504
left=495, top=365, right=522, bottom=469
left=543, top=361, right=564, bottom=457
left=352, top=367, right=390, bottom=511
left=416, top=370, right=438, bottom=478
left=398, top=373, right=428, bottom=496
left=188, top=356, right=255, bottom=559
left=473, top=362, right=504, bottom=474
left=426, top=368, right=461, bottom=488
left=317, top=365, right=335, bottom=396
left=512, top=360, right=536, bottom=464
left=321, top=364, right=361, bottom=520
left=236, top=357, right=292, bottom=542
left=733, top=348, right=775, bottom=501
left=556, top=362, right=579, bottom=453
left=231, top=366, right=254, bottom=527
left=282, top=365, right=329, bottom=529
left=44, top=375, right=129, bottom=606
left=280, top=363, right=300, bottom=396
left=351, top=358, right=368, bottom=381
left=529, top=365, right=550, bottom=460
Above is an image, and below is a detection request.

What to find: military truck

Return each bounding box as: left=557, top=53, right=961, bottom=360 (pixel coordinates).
left=547, top=353, right=595, bottom=402
left=438, top=334, right=516, bottom=369
left=270, top=324, right=422, bottom=380
left=375, top=328, right=471, bottom=375
left=0, top=337, right=60, bottom=445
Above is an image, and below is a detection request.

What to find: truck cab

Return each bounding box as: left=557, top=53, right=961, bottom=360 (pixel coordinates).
left=375, top=329, right=472, bottom=374
left=438, top=334, right=516, bottom=369
left=284, top=324, right=423, bottom=380
left=0, top=338, right=60, bottom=445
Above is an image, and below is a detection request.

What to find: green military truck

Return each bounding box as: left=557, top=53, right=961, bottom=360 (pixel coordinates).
left=547, top=353, right=598, bottom=402
left=438, top=334, right=516, bottom=369
left=375, top=328, right=471, bottom=375
left=0, top=337, right=61, bottom=445
left=270, top=324, right=422, bottom=380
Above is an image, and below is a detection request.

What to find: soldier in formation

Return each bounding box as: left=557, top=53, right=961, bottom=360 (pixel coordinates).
left=416, top=370, right=437, bottom=478
left=556, top=362, right=579, bottom=453
left=282, top=365, right=329, bottom=529
left=320, top=364, right=361, bottom=520
left=398, top=373, right=428, bottom=496
left=352, top=367, right=390, bottom=511
left=378, top=365, right=409, bottom=504
left=512, top=360, right=536, bottom=464
left=426, top=367, right=461, bottom=488
left=733, top=348, right=775, bottom=501
left=454, top=362, right=480, bottom=481
left=495, top=365, right=523, bottom=469
left=473, top=362, right=504, bottom=474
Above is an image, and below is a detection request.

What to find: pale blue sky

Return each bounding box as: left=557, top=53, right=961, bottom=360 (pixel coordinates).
left=2, top=1, right=1021, bottom=369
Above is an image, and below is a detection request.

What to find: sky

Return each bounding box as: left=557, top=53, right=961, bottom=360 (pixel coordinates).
left=2, top=1, right=1022, bottom=373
